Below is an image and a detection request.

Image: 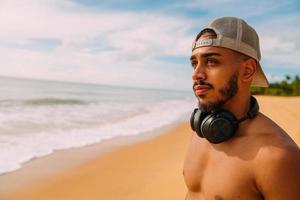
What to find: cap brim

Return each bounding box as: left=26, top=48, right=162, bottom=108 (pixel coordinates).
left=251, top=63, right=269, bottom=87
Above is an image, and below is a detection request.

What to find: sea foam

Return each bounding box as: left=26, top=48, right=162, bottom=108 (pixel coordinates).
left=0, top=77, right=195, bottom=174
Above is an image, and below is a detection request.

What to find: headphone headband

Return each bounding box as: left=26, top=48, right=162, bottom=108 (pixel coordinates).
left=247, top=96, right=259, bottom=119
left=236, top=96, right=259, bottom=124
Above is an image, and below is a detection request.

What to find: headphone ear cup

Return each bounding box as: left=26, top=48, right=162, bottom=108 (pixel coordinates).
left=190, top=109, right=197, bottom=131
left=201, top=110, right=238, bottom=144
left=190, top=108, right=207, bottom=138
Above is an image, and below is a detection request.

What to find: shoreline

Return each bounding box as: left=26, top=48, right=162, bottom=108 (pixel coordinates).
left=1, top=122, right=191, bottom=200
left=0, top=119, right=188, bottom=196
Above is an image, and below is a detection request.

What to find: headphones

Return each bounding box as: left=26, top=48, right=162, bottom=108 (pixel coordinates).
left=190, top=96, right=259, bottom=144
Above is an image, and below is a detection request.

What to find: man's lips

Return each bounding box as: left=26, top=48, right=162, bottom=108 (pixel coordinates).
left=193, top=85, right=212, bottom=95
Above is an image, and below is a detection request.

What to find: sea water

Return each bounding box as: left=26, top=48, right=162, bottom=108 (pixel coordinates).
left=0, top=76, right=195, bottom=174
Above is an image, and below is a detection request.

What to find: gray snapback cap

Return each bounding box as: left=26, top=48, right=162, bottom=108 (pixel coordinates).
left=192, top=16, right=269, bottom=87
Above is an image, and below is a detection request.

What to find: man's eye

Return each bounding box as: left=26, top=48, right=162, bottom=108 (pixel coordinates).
left=207, top=58, right=219, bottom=65
left=191, top=61, right=197, bottom=69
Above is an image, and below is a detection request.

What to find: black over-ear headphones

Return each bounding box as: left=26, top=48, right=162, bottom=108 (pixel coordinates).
left=190, top=96, right=259, bottom=144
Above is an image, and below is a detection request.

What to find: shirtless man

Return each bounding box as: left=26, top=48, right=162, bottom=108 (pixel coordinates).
left=183, top=17, right=300, bottom=200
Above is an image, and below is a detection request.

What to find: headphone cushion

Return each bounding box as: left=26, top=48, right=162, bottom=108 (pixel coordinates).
left=201, top=110, right=238, bottom=144
left=190, top=109, right=208, bottom=138
left=190, top=109, right=197, bottom=131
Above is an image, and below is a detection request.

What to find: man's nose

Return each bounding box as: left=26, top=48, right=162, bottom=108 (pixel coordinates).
left=192, top=64, right=206, bottom=81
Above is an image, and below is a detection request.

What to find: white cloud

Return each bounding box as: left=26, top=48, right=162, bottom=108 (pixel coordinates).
left=257, top=14, right=300, bottom=68
left=0, top=0, right=194, bottom=90
left=0, top=0, right=299, bottom=89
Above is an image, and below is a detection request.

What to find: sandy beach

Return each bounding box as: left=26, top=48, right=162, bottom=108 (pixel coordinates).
left=1, top=96, right=300, bottom=200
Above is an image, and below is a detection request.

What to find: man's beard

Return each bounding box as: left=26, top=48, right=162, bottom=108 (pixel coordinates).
left=199, top=71, right=238, bottom=112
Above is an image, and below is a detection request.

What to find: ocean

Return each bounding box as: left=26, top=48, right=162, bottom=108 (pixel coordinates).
left=0, top=76, right=195, bottom=175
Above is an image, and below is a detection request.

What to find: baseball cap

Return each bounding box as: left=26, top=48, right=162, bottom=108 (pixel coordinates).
left=192, top=16, right=269, bottom=87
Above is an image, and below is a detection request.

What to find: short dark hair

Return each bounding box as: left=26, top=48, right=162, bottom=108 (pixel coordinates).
left=195, top=28, right=217, bottom=41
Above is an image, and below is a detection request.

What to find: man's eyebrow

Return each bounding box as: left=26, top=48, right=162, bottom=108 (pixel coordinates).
left=202, top=52, right=222, bottom=57
left=190, top=55, right=196, bottom=61
left=190, top=52, right=222, bottom=61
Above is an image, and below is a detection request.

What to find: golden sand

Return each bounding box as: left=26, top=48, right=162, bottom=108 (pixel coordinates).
left=2, top=96, right=300, bottom=200
left=256, top=96, right=300, bottom=145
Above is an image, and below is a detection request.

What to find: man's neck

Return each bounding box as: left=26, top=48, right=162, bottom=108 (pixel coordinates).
left=223, top=92, right=251, bottom=120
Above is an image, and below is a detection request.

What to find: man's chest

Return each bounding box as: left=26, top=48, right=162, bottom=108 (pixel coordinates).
left=183, top=139, right=261, bottom=199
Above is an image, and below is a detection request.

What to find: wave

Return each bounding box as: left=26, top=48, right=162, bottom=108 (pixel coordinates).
left=0, top=98, right=89, bottom=107
left=24, top=98, right=88, bottom=106
left=0, top=99, right=194, bottom=175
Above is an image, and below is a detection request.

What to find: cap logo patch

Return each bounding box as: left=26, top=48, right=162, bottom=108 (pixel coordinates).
left=193, top=39, right=218, bottom=50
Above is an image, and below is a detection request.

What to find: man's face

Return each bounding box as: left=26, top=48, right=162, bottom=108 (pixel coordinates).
left=191, top=46, right=241, bottom=112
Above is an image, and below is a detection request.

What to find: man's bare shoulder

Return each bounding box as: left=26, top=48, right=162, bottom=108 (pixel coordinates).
left=250, top=113, right=300, bottom=199
left=249, top=112, right=298, bottom=148
left=254, top=142, right=300, bottom=199
left=250, top=112, right=299, bottom=166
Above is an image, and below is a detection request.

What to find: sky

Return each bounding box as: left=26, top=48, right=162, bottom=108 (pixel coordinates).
left=0, top=0, right=299, bottom=90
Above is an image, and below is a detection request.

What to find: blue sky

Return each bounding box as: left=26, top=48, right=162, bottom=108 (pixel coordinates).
left=0, top=0, right=299, bottom=90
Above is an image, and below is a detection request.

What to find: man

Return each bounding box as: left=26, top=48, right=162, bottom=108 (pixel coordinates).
left=183, top=17, right=300, bottom=200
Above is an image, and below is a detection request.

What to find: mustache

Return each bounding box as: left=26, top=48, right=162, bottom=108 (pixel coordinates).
left=193, top=80, right=214, bottom=90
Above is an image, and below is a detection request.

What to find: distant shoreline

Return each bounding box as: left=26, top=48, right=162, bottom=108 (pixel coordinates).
left=0, top=75, right=192, bottom=93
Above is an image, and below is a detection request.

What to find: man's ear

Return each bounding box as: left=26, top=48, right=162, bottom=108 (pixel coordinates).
left=241, top=58, right=256, bottom=83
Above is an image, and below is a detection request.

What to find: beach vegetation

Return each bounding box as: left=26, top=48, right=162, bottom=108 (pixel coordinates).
left=251, top=75, right=300, bottom=96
